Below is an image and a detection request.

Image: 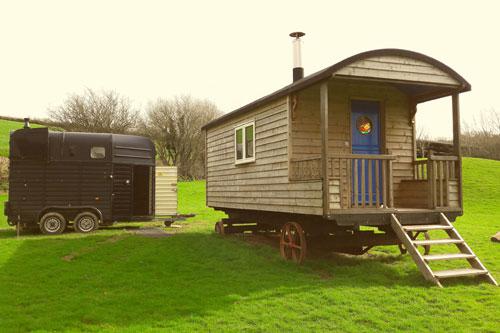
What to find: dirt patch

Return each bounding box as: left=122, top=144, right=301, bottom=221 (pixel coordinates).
left=104, top=234, right=127, bottom=243
left=61, top=234, right=128, bottom=262
left=237, top=232, right=279, bottom=248
left=130, top=227, right=174, bottom=238
left=62, top=254, right=75, bottom=262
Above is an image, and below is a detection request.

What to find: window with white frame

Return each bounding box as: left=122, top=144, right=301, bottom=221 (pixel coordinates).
left=234, top=122, right=255, bottom=164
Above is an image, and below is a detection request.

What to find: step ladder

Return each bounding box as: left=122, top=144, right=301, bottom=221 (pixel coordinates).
left=390, top=213, right=497, bottom=288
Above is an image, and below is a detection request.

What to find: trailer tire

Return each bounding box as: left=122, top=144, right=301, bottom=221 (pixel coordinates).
left=39, top=212, right=67, bottom=235
left=74, top=212, right=99, bottom=233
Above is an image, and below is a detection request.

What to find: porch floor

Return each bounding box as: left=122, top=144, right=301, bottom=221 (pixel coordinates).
left=329, top=207, right=462, bottom=226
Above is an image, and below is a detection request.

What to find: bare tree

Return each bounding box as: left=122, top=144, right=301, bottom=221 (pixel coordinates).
left=141, top=95, right=221, bottom=179
left=462, top=109, right=500, bottom=160
left=49, top=88, right=139, bottom=133
left=416, top=126, right=431, bottom=157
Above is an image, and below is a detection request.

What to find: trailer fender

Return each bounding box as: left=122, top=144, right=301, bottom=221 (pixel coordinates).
left=37, top=206, right=103, bottom=224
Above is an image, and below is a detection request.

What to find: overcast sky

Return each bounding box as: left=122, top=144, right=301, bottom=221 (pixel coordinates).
left=1, top=0, right=499, bottom=138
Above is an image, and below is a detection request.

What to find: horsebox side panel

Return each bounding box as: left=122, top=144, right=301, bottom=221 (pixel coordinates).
left=8, top=160, right=112, bottom=224
left=112, top=164, right=133, bottom=220
left=8, top=160, right=46, bottom=223
left=155, top=166, right=177, bottom=216
left=45, top=161, right=112, bottom=220
left=79, top=162, right=113, bottom=221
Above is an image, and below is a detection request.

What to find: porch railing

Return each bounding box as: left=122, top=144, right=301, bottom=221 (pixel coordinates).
left=412, top=155, right=459, bottom=208
left=290, top=154, right=396, bottom=209
left=329, top=154, right=396, bottom=209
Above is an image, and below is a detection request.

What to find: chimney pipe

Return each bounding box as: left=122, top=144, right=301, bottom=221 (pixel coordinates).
left=23, top=118, right=30, bottom=129
left=289, top=32, right=305, bottom=82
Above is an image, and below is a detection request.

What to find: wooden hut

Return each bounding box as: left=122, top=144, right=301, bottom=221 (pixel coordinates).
left=202, top=37, right=496, bottom=287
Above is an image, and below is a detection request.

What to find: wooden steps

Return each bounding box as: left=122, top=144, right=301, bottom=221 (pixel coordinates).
left=391, top=213, right=498, bottom=288
left=434, top=268, right=488, bottom=279
left=423, top=253, right=475, bottom=261
left=413, top=239, right=463, bottom=246
left=403, top=225, right=453, bottom=232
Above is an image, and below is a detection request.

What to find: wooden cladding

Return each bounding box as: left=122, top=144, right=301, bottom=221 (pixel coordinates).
left=289, top=157, right=321, bottom=181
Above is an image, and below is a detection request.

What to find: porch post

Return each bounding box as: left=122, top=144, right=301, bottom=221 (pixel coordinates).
left=320, top=82, right=329, bottom=216
left=452, top=93, right=461, bottom=156
left=452, top=93, right=463, bottom=209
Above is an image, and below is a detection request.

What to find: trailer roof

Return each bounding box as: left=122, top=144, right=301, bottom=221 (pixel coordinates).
left=202, top=48, right=471, bottom=131
left=10, top=128, right=155, bottom=165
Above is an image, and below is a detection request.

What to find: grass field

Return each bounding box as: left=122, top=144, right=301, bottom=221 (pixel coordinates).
left=0, top=158, right=499, bottom=332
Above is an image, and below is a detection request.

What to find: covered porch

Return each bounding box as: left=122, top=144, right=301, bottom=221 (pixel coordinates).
left=290, top=152, right=461, bottom=212
left=287, top=53, right=467, bottom=217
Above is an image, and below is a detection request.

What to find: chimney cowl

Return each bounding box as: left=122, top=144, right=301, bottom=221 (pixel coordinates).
left=289, top=32, right=305, bottom=82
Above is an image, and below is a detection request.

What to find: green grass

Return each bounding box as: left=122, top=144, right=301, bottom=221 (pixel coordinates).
left=0, top=159, right=499, bottom=332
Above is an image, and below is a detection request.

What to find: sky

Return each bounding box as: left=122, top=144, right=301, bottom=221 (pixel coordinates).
left=1, top=0, right=499, bottom=138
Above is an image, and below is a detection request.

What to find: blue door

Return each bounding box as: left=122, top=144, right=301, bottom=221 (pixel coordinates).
left=351, top=100, right=381, bottom=205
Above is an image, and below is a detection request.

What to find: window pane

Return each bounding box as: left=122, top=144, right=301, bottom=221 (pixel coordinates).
left=245, top=125, right=254, bottom=158
left=236, top=128, right=243, bottom=160
left=91, top=146, right=105, bottom=159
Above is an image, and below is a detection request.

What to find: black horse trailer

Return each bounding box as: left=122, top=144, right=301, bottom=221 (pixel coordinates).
left=4, top=125, right=157, bottom=234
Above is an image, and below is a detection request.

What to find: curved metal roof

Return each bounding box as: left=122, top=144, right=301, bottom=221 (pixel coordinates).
left=10, top=128, right=155, bottom=165
left=202, top=48, right=471, bottom=130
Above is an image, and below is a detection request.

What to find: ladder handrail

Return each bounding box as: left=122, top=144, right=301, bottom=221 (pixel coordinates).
left=439, top=213, right=498, bottom=286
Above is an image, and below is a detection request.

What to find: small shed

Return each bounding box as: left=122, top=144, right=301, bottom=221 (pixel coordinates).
left=203, top=48, right=467, bottom=220
left=202, top=38, right=497, bottom=287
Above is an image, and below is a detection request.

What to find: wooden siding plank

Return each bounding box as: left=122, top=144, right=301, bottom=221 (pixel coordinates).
left=320, top=82, right=329, bottom=216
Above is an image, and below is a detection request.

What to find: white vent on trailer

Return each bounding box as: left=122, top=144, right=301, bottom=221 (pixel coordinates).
left=155, top=166, right=177, bottom=216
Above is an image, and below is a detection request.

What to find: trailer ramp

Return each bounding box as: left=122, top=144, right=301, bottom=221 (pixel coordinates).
left=391, top=213, right=497, bottom=288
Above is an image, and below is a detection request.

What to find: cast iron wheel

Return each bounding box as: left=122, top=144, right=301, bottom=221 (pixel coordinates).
left=398, top=243, right=407, bottom=255
left=74, top=212, right=99, bottom=233
left=421, top=231, right=431, bottom=255
left=39, top=212, right=67, bottom=235
left=401, top=231, right=431, bottom=255
left=411, top=231, right=431, bottom=255
left=280, top=222, right=307, bottom=264
left=214, top=221, right=225, bottom=235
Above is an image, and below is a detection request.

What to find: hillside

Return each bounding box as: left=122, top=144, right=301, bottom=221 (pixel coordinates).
left=0, top=158, right=498, bottom=332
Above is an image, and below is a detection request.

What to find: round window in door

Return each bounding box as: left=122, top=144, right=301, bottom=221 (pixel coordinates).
left=356, top=116, right=373, bottom=135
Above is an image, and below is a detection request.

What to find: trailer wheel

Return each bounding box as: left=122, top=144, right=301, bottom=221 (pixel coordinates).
left=214, top=221, right=225, bottom=235
left=74, top=212, right=99, bottom=233
left=280, top=222, right=307, bottom=264
left=39, top=212, right=67, bottom=235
